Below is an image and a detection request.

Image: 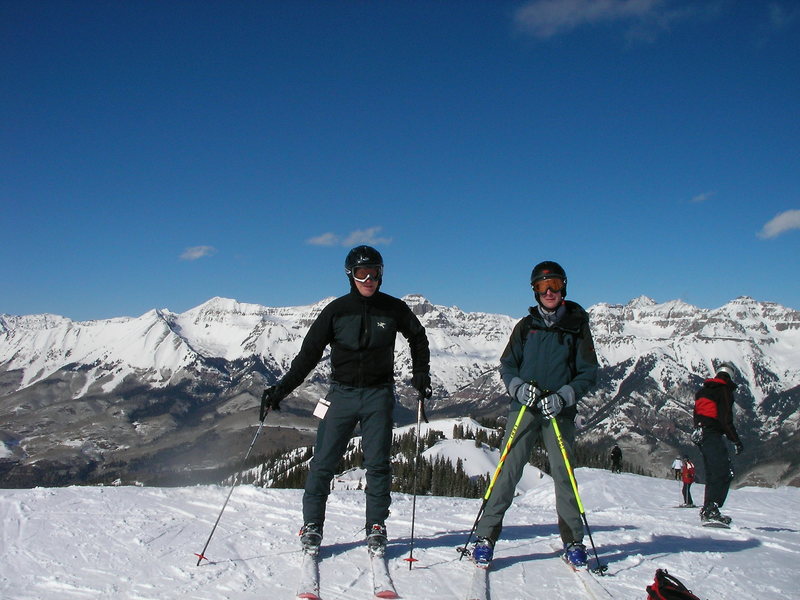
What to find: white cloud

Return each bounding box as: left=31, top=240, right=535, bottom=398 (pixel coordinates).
left=307, top=227, right=392, bottom=247
left=513, top=0, right=697, bottom=40
left=342, top=227, right=392, bottom=247
left=691, top=191, right=716, bottom=203
left=180, top=245, right=217, bottom=261
left=306, top=232, right=340, bottom=246
left=769, top=2, right=800, bottom=31
left=758, top=209, right=800, bottom=239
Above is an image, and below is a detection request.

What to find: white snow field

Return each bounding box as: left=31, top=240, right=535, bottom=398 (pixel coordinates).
left=2, top=465, right=797, bottom=599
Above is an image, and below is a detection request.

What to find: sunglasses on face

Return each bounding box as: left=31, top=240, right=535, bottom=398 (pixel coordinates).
left=352, top=266, right=382, bottom=283
left=532, top=277, right=565, bottom=294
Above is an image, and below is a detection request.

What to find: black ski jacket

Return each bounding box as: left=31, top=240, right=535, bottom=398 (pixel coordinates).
left=277, top=289, right=430, bottom=394
left=693, top=377, right=740, bottom=443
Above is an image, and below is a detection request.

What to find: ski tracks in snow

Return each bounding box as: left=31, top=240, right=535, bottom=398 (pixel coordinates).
left=2, top=471, right=800, bottom=599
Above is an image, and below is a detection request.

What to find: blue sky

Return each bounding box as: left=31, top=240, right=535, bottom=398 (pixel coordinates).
left=3, top=1, right=799, bottom=322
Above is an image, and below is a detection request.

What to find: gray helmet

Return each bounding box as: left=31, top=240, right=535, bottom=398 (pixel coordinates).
left=715, top=362, right=736, bottom=381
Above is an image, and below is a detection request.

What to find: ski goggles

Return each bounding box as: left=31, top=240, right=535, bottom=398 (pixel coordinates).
left=352, top=266, right=382, bottom=283
left=532, top=277, right=565, bottom=294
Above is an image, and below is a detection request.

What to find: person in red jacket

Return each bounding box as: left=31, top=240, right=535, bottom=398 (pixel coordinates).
left=680, top=456, right=696, bottom=507
left=692, top=362, right=743, bottom=525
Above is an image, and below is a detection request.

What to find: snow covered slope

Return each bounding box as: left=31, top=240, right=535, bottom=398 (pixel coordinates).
left=1, top=467, right=797, bottom=599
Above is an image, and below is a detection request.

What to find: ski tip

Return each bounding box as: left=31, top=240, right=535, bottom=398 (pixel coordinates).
left=374, top=591, right=400, bottom=599
left=297, top=594, right=321, bottom=600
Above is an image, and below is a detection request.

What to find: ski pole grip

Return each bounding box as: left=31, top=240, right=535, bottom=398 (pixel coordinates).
left=259, top=387, right=274, bottom=422
left=417, top=388, right=430, bottom=423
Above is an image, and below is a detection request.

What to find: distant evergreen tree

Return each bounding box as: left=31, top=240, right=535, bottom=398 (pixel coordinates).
left=247, top=421, right=652, bottom=496
left=525, top=431, right=654, bottom=478
left=254, top=422, right=500, bottom=499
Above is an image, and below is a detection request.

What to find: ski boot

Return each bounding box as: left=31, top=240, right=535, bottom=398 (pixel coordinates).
left=366, top=523, right=388, bottom=557
left=299, top=523, right=323, bottom=555
left=471, top=537, right=494, bottom=568
left=564, top=542, right=588, bottom=568
left=700, top=503, right=732, bottom=525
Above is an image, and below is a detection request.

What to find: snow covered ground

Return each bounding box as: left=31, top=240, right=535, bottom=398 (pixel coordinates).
left=2, top=466, right=797, bottom=599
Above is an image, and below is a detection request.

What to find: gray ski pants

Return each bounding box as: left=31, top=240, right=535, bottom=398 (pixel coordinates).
left=302, top=383, right=395, bottom=530
left=475, top=403, right=584, bottom=546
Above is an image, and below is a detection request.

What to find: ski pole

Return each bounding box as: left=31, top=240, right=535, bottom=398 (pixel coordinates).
left=550, top=416, right=608, bottom=575
left=195, top=406, right=269, bottom=566
left=457, top=404, right=528, bottom=559
left=404, top=387, right=431, bottom=569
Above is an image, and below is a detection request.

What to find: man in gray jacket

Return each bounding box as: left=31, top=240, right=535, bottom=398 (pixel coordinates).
left=472, top=261, right=598, bottom=568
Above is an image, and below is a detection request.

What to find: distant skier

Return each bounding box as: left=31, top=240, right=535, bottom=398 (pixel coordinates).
left=610, top=445, right=622, bottom=474
left=470, top=261, right=599, bottom=568
left=259, top=245, right=432, bottom=556
left=671, top=456, right=683, bottom=480
left=692, top=362, right=743, bottom=526
left=680, top=455, right=696, bottom=507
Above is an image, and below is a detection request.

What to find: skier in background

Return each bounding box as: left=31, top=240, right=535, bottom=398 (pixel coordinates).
left=610, top=444, right=622, bottom=474
left=692, top=362, right=743, bottom=526
left=259, top=245, right=432, bottom=556
left=680, top=455, right=696, bottom=507
left=470, top=261, right=599, bottom=568
left=671, top=456, right=683, bottom=480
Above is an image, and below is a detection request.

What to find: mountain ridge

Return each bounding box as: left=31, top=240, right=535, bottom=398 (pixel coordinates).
left=1, top=294, right=798, bottom=488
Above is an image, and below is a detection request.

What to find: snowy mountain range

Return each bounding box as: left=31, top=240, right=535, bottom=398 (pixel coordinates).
left=1, top=295, right=799, bottom=487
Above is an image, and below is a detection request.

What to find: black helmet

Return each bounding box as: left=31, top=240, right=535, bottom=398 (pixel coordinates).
left=345, top=245, right=383, bottom=279
left=530, top=260, right=567, bottom=298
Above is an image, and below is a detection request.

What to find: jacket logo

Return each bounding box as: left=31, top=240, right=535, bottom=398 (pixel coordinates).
left=377, top=321, right=387, bottom=329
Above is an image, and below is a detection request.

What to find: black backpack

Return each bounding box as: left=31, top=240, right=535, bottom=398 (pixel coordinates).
left=646, top=569, right=703, bottom=600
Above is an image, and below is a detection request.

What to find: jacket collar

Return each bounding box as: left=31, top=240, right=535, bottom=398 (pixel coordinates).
left=529, top=300, right=586, bottom=332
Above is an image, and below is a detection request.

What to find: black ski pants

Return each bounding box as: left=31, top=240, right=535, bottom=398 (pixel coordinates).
left=699, top=430, right=733, bottom=509
left=302, top=383, right=395, bottom=530
left=682, top=482, right=694, bottom=506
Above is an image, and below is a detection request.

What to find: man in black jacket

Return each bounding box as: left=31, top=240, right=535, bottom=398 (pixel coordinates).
left=260, top=245, right=431, bottom=556
left=693, top=362, right=743, bottom=526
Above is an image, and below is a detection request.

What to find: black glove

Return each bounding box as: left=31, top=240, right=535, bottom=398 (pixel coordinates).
left=734, top=440, right=744, bottom=455
left=260, top=386, right=284, bottom=420
left=691, top=427, right=704, bottom=445
left=411, top=372, right=432, bottom=399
